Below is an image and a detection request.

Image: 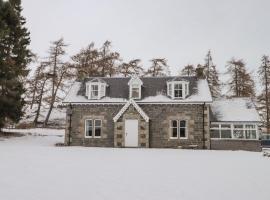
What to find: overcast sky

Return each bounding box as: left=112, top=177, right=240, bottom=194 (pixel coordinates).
left=22, top=0, right=270, bottom=77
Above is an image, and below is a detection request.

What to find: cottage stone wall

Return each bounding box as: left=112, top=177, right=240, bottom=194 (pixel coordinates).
left=140, top=104, right=210, bottom=149
left=65, top=104, right=122, bottom=147
left=65, top=103, right=210, bottom=149
left=210, top=139, right=261, bottom=152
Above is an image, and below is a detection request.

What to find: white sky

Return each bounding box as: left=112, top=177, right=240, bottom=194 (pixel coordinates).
left=22, top=0, right=270, bottom=79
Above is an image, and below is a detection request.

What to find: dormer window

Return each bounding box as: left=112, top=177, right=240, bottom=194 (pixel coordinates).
left=86, top=78, right=107, bottom=100
left=167, top=80, right=189, bottom=99
left=128, top=76, right=143, bottom=99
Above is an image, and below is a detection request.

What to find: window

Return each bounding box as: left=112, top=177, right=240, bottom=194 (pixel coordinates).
left=128, top=77, right=142, bottom=99
left=210, top=123, right=257, bottom=139
left=85, top=119, right=102, bottom=138
left=91, top=85, right=99, bottom=99
left=210, top=124, right=232, bottom=139
left=174, top=84, right=183, bottom=98
left=167, top=81, right=189, bottom=99
left=131, top=84, right=140, bottom=99
left=170, top=120, right=188, bottom=139
left=233, top=124, right=244, bottom=139
left=86, top=79, right=107, bottom=99
left=245, top=124, right=256, bottom=139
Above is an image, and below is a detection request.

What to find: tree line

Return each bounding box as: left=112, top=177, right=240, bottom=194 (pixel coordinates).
left=0, top=0, right=270, bottom=133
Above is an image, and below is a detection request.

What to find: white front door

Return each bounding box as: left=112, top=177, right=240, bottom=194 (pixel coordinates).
left=125, top=119, right=138, bottom=147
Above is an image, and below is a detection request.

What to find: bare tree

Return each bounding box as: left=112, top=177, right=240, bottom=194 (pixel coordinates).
left=257, top=55, right=270, bottom=133
left=44, top=38, right=74, bottom=126
left=146, top=58, right=170, bottom=77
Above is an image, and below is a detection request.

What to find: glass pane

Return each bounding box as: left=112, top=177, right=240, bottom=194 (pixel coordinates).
left=95, top=127, right=101, bottom=137
left=175, top=84, right=182, bottom=89
left=221, top=124, right=231, bottom=129
left=171, top=128, right=178, bottom=138
left=211, top=124, right=219, bottom=128
left=174, top=90, right=182, bottom=97
left=180, top=120, right=186, bottom=128
left=91, top=85, right=98, bottom=90
left=246, top=130, right=256, bottom=139
left=210, top=129, right=220, bottom=138
left=95, top=120, right=101, bottom=127
left=233, top=130, right=244, bottom=138
left=234, top=124, right=243, bottom=129
left=246, top=124, right=255, bottom=129
left=132, top=88, right=139, bottom=98
left=171, top=120, right=177, bottom=128
left=180, top=128, right=186, bottom=138
left=221, top=130, right=231, bottom=138
left=86, top=120, right=92, bottom=136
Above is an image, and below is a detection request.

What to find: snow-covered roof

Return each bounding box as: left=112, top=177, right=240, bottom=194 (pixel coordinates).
left=62, top=76, right=212, bottom=104
left=210, top=98, right=261, bottom=122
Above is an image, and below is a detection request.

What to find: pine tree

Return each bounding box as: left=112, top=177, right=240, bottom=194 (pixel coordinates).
left=0, top=0, right=32, bottom=129
left=226, top=58, right=255, bottom=97
left=180, top=64, right=196, bottom=76
left=257, top=55, right=270, bottom=133
left=204, top=50, right=221, bottom=98
left=146, top=58, right=170, bottom=77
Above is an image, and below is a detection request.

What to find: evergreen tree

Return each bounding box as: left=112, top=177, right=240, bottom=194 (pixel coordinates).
left=204, top=50, right=221, bottom=98
left=257, top=55, right=270, bottom=133
left=226, top=58, right=255, bottom=97
left=146, top=58, right=170, bottom=77
left=180, top=64, right=196, bottom=76
left=118, top=59, right=143, bottom=77
left=0, top=0, right=32, bottom=129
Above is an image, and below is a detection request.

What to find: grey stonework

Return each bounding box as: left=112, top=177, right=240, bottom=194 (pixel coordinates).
left=65, top=103, right=210, bottom=149
left=210, top=139, right=261, bottom=152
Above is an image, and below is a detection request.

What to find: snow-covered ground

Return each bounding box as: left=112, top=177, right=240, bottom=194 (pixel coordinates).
left=0, top=129, right=270, bottom=200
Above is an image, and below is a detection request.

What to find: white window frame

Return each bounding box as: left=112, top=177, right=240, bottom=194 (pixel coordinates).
left=170, top=120, right=188, bottom=139
left=210, top=122, right=258, bottom=140
left=85, top=119, right=102, bottom=138
left=86, top=82, right=107, bottom=100
left=167, top=81, right=189, bottom=99
left=128, top=76, right=143, bottom=99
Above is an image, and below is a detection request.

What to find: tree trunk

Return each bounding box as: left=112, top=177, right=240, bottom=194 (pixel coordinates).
left=33, top=79, right=47, bottom=126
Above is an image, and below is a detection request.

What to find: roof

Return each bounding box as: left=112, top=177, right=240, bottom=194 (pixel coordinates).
left=113, top=99, right=149, bottom=122
left=63, top=76, right=212, bottom=104
left=210, top=98, right=261, bottom=122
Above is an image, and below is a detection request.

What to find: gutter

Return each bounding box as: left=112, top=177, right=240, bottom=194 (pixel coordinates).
left=67, top=103, right=73, bottom=146
left=202, top=102, right=206, bottom=149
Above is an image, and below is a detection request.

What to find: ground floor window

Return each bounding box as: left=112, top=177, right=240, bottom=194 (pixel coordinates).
left=85, top=119, right=102, bottom=138
left=210, top=123, right=257, bottom=139
left=170, top=120, right=188, bottom=139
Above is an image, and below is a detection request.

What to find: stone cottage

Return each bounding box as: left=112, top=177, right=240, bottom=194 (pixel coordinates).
left=62, top=76, right=261, bottom=151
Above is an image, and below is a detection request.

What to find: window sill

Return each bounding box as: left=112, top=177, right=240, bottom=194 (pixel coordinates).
left=85, top=136, right=102, bottom=139
left=170, top=137, right=188, bottom=140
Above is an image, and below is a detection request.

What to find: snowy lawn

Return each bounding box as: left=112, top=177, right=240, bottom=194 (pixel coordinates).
left=0, top=129, right=270, bottom=200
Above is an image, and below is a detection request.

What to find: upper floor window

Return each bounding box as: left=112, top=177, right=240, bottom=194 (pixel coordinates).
left=86, top=78, right=107, bottom=100
left=167, top=80, right=189, bottom=99
left=128, top=76, right=143, bottom=99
